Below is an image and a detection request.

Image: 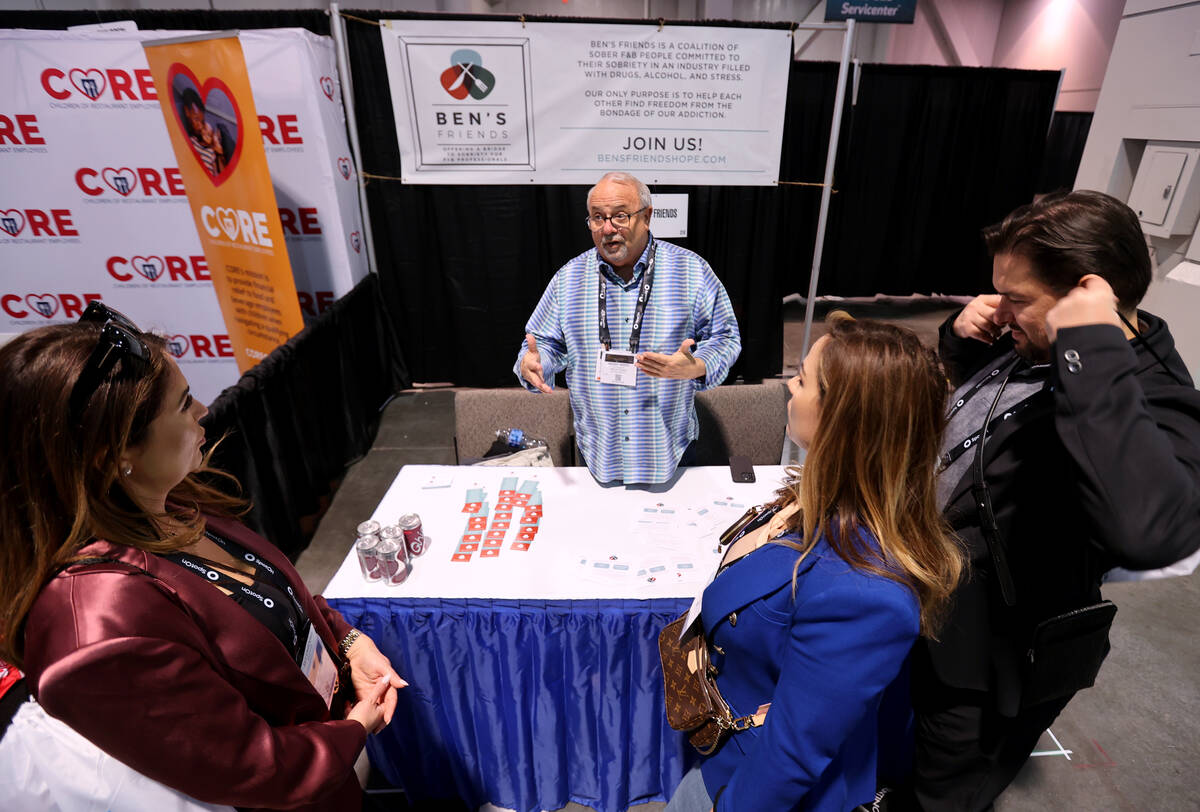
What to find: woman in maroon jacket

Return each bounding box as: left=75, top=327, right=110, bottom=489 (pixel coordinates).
left=0, top=304, right=405, bottom=811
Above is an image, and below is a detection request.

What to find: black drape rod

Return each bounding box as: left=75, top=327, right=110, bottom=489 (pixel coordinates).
left=800, top=18, right=856, bottom=360
left=330, top=1, right=378, bottom=276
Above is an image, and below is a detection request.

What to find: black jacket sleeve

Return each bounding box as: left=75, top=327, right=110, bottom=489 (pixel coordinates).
left=1052, top=324, right=1200, bottom=569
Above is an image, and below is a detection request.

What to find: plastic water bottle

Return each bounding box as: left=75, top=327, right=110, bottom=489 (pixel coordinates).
left=496, top=428, right=547, bottom=449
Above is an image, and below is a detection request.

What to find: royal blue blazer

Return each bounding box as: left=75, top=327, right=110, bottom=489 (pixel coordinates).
left=697, top=530, right=920, bottom=812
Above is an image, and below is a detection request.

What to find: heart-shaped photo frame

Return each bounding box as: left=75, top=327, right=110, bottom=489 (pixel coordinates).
left=166, top=62, right=244, bottom=188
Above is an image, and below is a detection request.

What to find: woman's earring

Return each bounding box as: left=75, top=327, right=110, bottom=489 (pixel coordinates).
left=121, top=464, right=133, bottom=477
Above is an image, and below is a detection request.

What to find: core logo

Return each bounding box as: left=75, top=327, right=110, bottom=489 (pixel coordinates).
left=337, top=157, right=352, bottom=179
left=0, top=115, right=46, bottom=145
left=297, top=290, right=334, bottom=317
left=350, top=231, right=361, bottom=253
left=200, top=205, right=273, bottom=247
left=107, top=254, right=210, bottom=283
left=279, top=207, right=321, bottom=236
left=440, top=49, right=495, bottom=100
left=258, top=114, right=302, bottom=145
left=0, top=208, right=79, bottom=238
left=164, top=334, right=234, bottom=359
left=2, top=292, right=101, bottom=320
left=75, top=167, right=186, bottom=197
left=319, top=76, right=335, bottom=100
left=40, top=68, right=157, bottom=102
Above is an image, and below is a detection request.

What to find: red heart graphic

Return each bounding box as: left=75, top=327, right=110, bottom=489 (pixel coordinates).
left=102, top=167, right=138, bottom=196
left=337, top=157, right=351, bottom=179
left=165, top=335, right=189, bottom=358
left=350, top=231, right=361, bottom=253
left=25, top=294, right=59, bottom=319
left=130, top=255, right=165, bottom=281
left=166, top=63, right=244, bottom=188
left=0, top=209, right=26, bottom=237
left=69, top=68, right=106, bottom=100
left=319, top=76, right=335, bottom=100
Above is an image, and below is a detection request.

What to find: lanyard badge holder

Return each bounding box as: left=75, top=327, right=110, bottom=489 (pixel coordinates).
left=597, top=241, right=656, bottom=388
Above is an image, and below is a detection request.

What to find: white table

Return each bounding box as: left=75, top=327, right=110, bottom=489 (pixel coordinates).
left=324, top=464, right=792, bottom=600
left=325, top=464, right=792, bottom=812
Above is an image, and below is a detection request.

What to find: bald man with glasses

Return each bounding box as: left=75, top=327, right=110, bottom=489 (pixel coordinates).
left=515, top=172, right=741, bottom=485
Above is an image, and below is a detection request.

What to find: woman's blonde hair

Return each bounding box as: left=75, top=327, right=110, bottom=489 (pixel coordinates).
left=0, top=323, right=245, bottom=667
left=775, top=312, right=964, bottom=637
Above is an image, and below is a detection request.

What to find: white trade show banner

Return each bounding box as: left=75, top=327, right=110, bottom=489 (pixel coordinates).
left=380, top=20, right=791, bottom=185
left=0, top=28, right=368, bottom=405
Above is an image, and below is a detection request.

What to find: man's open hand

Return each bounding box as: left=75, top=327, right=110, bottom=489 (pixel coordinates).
left=520, top=333, right=554, bottom=393
left=636, top=339, right=706, bottom=380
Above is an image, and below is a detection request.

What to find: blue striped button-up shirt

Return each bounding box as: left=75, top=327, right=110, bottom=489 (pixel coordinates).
left=514, top=237, right=741, bottom=484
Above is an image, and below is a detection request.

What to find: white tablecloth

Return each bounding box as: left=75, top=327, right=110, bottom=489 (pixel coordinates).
left=323, top=464, right=792, bottom=600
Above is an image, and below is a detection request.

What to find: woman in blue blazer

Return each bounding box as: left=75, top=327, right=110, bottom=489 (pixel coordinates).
left=666, top=314, right=965, bottom=812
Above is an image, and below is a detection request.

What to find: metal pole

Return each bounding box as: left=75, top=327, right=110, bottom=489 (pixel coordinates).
left=330, top=2, right=379, bottom=275
left=799, top=18, right=855, bottom=359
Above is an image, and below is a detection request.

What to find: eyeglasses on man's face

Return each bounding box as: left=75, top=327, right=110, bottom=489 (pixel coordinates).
left=584, top=206, right=648, bottom=232
left=68, top=302, right=152, bottom=424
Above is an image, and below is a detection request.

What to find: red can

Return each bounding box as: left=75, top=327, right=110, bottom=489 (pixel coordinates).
left=377, top=526, right=411, bottom=586
left=398, top=512, right=427, bottom=557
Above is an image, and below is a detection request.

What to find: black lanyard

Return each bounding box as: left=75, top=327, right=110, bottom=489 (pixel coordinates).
left=946, top=355, right=1020, bottom=421
left=598, top=239, right=656, bottom=352
left=941, top=393, right=1041, bottom=469
left=201, top=529, right=306, bottom=618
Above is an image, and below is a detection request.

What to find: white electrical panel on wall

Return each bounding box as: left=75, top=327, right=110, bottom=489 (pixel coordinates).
left=1128, top=141, right=1200, bottom=239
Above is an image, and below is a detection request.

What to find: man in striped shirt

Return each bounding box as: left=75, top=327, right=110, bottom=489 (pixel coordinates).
left=514, top=172, right=741, bottom=484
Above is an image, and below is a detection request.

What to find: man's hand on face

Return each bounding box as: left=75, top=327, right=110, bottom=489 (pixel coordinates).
left=520, top=333, right=554, bottom=393
left=952, top=294, right=1004, bottom=344
left=1045, top=274, right=1122, bottom=343
left=636, top=339, right=706, bottom=380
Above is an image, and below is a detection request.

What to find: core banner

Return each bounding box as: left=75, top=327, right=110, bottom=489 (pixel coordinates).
left=380, top=20, right=792, bottom=185
left=144, top=32, right=304, bottom=372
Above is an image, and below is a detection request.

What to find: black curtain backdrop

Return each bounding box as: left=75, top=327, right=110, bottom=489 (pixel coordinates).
left=1037, top=111, right=1094, bottom=194
left=201, top=274, right=406, bottom=559
left=822, top=64, right=1060, bottom=297
left=338, top=12, right=1061, bottom=385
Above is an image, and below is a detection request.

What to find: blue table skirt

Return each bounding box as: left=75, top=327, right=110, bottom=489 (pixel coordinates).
left=329, top=597, right=697, bottom=812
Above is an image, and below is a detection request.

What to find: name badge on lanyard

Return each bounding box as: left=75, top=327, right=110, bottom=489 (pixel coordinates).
left=597, top=239, right=656, bottom=389
left=596, top=347, right=638, bottom=387
left=299, top=623, right=339, bottom=709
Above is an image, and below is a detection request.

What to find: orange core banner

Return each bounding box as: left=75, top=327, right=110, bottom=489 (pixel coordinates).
left=144, top=32, right=304, bottom=372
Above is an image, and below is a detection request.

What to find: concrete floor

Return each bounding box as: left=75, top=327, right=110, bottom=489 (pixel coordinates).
left=297, top=296, right=1200, bottom=812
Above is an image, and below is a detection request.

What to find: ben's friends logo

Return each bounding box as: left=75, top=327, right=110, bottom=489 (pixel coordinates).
left=167, top=63, right=244, bottom=186
left=440, top=49, right=495, bottom=100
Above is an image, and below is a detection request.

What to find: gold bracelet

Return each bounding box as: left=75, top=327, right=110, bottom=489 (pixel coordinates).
left=339, top=628, right=362, bottom=658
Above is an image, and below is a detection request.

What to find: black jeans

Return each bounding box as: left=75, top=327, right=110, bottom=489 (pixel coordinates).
left=902, top=680, right=1072, bottom=812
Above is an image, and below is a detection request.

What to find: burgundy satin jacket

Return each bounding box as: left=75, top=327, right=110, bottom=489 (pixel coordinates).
left=23, top=514, right=365, bottom=811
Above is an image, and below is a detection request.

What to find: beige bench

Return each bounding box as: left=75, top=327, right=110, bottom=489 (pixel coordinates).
left=453, top=381, right=788, bottom=468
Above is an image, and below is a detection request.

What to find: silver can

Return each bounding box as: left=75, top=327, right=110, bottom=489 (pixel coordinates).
left=398, top=512, right=427, bottom=557
left=356, top=519, right=381, bottom=538
left=377, top=526, right=411, bottom=586
left=355, top=534, right=381, bottom=582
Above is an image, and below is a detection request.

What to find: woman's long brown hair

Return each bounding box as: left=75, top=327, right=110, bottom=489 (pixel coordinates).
left=0, top=323, right=245, bottom=668
left=774, top=314, right=965, bottom=638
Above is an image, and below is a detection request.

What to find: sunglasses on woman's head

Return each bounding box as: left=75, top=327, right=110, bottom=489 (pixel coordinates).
left=68, top=303, right=151, bottom=424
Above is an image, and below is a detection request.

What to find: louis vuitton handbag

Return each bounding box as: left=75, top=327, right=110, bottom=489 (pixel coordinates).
left=658, top=613, right=730, bottom=754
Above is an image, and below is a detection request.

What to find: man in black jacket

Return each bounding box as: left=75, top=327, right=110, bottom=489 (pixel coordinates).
left=909, top=190, right=1200, bottom=811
